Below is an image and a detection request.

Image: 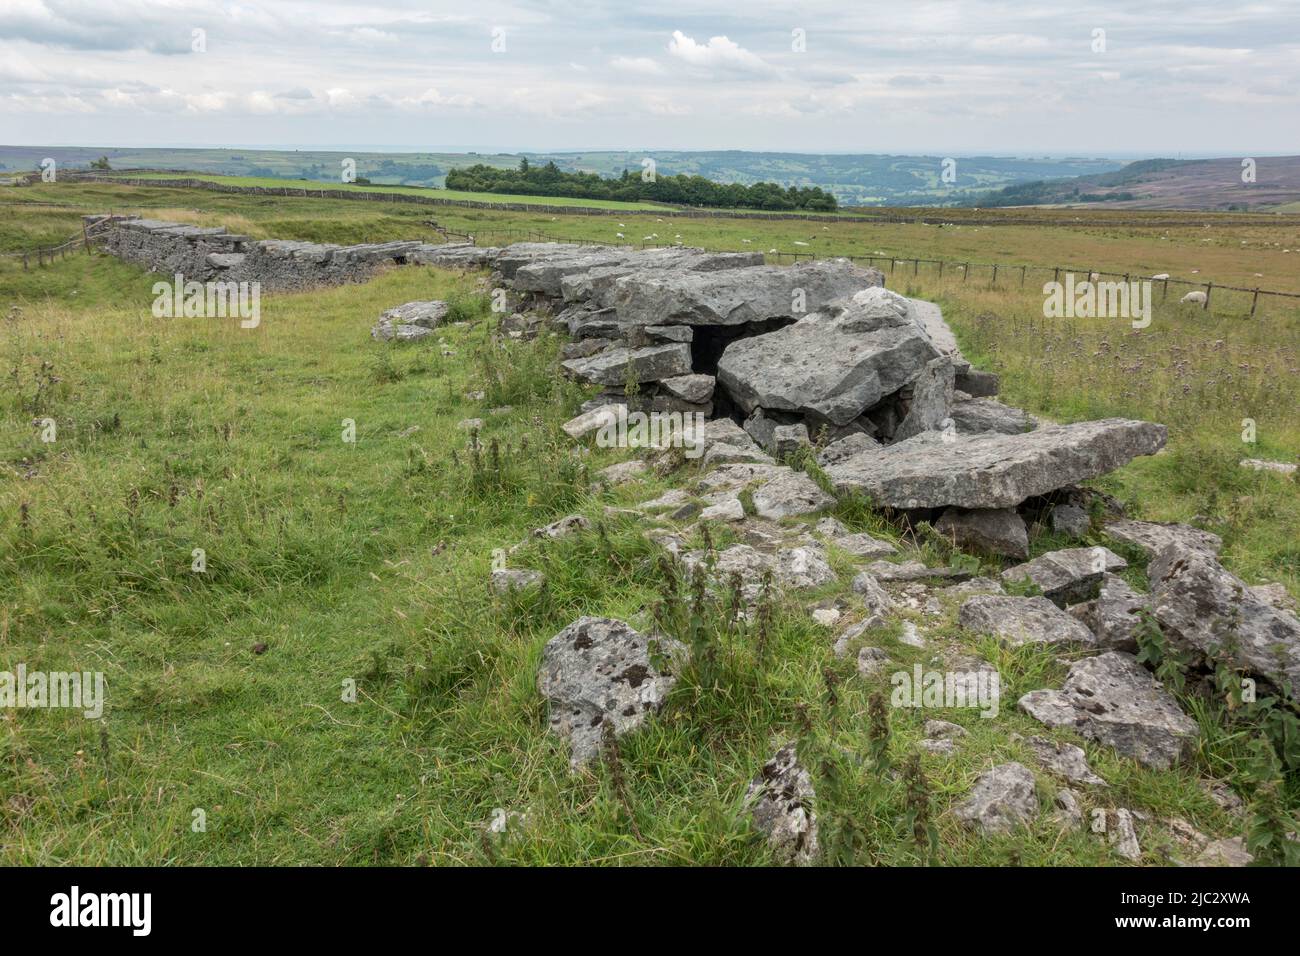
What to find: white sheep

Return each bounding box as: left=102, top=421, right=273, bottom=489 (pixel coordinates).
left=616, top=233, right=625, bottom=239
left=1151, top=273, right=1170, bottom=280
left=794, top=240, right=809, bottom=246
left=741, top=239, right=752, bottom=244
left=1180, top=291, right=1207, bottom=305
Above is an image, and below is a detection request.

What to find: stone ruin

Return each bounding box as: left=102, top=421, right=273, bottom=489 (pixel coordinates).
left=87, top=218, right=1299, bottom=860
left=467, top=239, right=1168, bottom=552
left=87, top=219, right=1175, bottom=553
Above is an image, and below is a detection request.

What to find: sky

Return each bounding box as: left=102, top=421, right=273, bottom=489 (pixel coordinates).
left=1, top=0, right=1297, bottom=156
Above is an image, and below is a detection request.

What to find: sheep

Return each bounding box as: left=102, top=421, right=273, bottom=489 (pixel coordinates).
left=794, top=240, right=809, bottom=246
left=616, top=233, right=625, bottom=239
left=1181, top=291, right=1207, bottom=305
left=1151, top=273, right=1170, bottom=280
left=741, top=238, right=752, bottom=244
left=1088, top=271, right=1100, bottom=282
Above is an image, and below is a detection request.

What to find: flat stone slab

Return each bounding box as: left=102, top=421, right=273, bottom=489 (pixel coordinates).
left=825, top=419, right=1167, bottom=509
left=1001, top=547, right=1128, bottom=607
left=1018, top=651, right=1199, bottom=770
left=560, top=342, right=692, bottom=386
left=717, top=288, right=941, bottom=425
left=608, top=258, right=884, bottom=328
left=1101, top=519, right=1222, bottom=558
left=959, top=595, right=1096, bottom=646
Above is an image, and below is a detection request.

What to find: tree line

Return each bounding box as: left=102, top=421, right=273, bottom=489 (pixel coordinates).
left=445, top=159, right=838, bottom=211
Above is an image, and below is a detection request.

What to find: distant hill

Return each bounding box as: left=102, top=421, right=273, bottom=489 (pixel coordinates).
left=964, top=156, right=1300, bottom=211
left=0, top=145, right=1122, bottom=207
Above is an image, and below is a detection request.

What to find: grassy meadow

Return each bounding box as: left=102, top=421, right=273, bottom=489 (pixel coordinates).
left=0, top=181, right=1296, bottom=865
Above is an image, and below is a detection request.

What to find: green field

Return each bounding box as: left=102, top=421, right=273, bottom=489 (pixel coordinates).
left=109, top=171, right=673, bottom=211
left=0, top=145, right=1127, bottom=206
left=1, top=182, right=1296, bottom=865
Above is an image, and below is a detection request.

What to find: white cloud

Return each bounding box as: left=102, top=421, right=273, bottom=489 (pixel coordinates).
left=667, top=31, right=773, bottom=74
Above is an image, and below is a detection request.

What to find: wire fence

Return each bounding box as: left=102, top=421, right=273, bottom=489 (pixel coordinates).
left=445, top=227, right=1300, bottom=319
left=0, top=216, right=116, bottom=269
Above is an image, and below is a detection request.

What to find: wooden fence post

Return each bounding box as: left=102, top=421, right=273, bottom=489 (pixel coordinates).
left=1020, top=266, right=1026, bottom=287
left=991, top=264, right=998, bottom=286
left=1250, top=289, right=1260, bottom=317
left=1203, top=282, right=1212, bottom=311
left=913, top=258, right=918, bottom=276
left=938, top=260, right=944, bottom=279
left=963, top=262, right=970, bottom=282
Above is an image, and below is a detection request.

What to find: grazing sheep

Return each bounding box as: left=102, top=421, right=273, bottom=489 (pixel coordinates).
left=1088, top=272, right=1100, bottom=282
left=794, top=240, right=809, bottom=246
left=1151, top=273, right=1170, bottom=280
left=616, top=233, right=625, bottom=239
left=1181, top=291, right=1208, bottom=305
left=741, top=238, right=752, bottom=243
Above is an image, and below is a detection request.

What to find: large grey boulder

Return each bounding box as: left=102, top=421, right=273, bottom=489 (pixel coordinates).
left=934, top=507, right=1029, bottom=559
left=512, top=248, right=643, bottom=296
left=816, top=432, right=881, bottom=467
left=659, top=374, right=715, bottom=405
left=1102, top=519, right=1222, bottom=559
left=1018, top=652, right=1199, bottom=769
left=494, top=242, right=613, bottom=280
left=370, top=300, right=450, bottom=341
left=1001, top=547, right=1128, bottom=607
left=825, top=419, right=1167, bottom=509
left=1148, top=545, right=1300, bottom=702
left=560, top=342, right=692, bottom=386
left=894, top=356, right=955, bottom=442
left=745, top=743, right=819, bottom=865
left=559, top=248, right=764, bottom=304
left=959, top=595, right=1096, bottom=646
left=537, top=617, right=684, bottom=768
left=953, top=762, right=1039, bottom=835
left=608, top=258, right=884, bottom=328
left=717, top=288, right=941, bottom=425
left=949, top=397, right=1036, bottom=435
left=1068, top=573, right=1149, bottom=652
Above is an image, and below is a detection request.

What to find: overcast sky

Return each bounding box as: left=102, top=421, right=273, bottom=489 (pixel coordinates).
left=1, top=0, right=1297, bottom=155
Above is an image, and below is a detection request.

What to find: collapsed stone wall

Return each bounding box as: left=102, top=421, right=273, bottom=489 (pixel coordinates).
left=84, top=214, right=496, bottom=293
